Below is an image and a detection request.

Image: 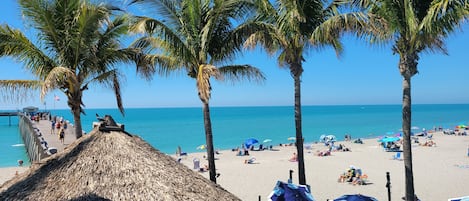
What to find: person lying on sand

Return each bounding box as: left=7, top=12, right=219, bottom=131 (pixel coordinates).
left=420, top=140, right=436, bottom=147
left=315, top=150, right=331, bottom=157
left=288, top=153, right=298, bottom=162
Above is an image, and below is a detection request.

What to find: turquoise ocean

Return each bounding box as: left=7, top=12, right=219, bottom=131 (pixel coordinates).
left=1, top=104, right=469, bottom=167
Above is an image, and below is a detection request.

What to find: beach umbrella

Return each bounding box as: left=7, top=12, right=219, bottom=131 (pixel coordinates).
left=0, top=126, right=241, bottom=200
left=326, top=135, right=336, bottom=142
left=197, top=144, right=206, bottom=150
left=263, top=139, right=272, bottom=143
left=334, top=194, right=378, bottom=201
left=244, top=138, right=259, bottom=149
left=319, top=135, right=326, bottom=142
left=449, top=196, right=469, bottom=201
left=378, top=137, right=400, bottom=143
left=287, top=137, right=296, bottom=141
left=268, top=181, right=315, bottom=201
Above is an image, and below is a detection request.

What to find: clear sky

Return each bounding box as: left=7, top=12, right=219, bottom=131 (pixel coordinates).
left=1, top=0, right=468, bottom=110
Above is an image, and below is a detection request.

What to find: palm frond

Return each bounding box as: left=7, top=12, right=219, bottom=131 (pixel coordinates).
left=41, top=67, right=78, bottom=100
left=0, top=80, right=42, bottom=103
left=196, top=64, right=220, bottom=103
left=217, top=65, right=266, bottom=84
left=0, top=25, right=56, bottom=79
left=422, top=0, right=468, bottom=37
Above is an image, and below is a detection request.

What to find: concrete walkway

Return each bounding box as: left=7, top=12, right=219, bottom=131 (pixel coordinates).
left=31, top=118, right=77, bottom=153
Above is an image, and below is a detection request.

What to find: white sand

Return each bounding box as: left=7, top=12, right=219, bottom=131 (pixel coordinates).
left=176, top=132, right=469, bottom=201
left=0, top=166, right=28, bottom=185
left=2, top=132, right=468, bottom=200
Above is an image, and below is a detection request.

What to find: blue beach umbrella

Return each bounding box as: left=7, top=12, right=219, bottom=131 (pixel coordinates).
left=379, top=137, right=400, bottom=143
left=449, top=196, right=469, bottom=201
left=268, top=181, right=315, bottom=201
left=244, top=138, right=259, bottom=149
left=326, top=135, right=336, bottom=141
left=319, top=135, right=326, bottom=142
left=334, top=194, right=378, bottom=201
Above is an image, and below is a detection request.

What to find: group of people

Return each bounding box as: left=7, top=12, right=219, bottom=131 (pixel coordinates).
left=51, top=118, right=67, bottom=144
left=337, top=166, right=368, bottom=185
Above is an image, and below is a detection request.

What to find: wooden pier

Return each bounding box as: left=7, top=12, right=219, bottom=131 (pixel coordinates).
left=0, top=112, right=19, bottom=116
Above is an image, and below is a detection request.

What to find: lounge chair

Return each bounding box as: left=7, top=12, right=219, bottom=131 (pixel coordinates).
left=193, top=158, right=200, bottom=170
left=245, top=157, right=256, bottom=164
left=393, top=152, right=402, bottom=160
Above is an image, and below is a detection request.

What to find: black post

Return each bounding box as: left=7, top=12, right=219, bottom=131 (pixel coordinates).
left=386, top=172, right=391, bottom=201
left=258, top=195, right=261, bottom=201
left=289, top=169, right=294, bottom=183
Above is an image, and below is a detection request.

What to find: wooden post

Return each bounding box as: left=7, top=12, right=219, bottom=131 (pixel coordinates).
left=386, top=172, right=391, bottom=201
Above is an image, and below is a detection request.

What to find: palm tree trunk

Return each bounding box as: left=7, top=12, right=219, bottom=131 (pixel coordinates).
left=72, top=107, right=83, bottom=139
left=402, top=75, right=415, bottom=201
left=68, top=90, right=84, bottom=139
left=292, top=65, right=306, bottom=185
left=202, top=101, right=217, bottom=183
left=399, top=52, right=417, bottom=201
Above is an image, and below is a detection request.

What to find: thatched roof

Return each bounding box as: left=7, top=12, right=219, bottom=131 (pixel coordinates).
left=0, top=128, right=241, bottom=201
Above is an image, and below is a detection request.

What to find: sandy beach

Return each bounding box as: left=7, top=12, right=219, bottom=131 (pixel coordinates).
left=1, top=132, right=468, bottom=200
left=175, top=132, right=469, bottom=201
left=0, top=167, right=28, bottom=185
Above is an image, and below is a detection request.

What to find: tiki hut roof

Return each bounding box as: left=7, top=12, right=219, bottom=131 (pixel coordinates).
left=0, top=128, right=240, bottom=201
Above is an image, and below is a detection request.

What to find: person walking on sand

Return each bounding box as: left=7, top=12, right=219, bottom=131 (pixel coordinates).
left=51, top=121, right=55, bottom=135
left=58, top=127, right=65, bottom=144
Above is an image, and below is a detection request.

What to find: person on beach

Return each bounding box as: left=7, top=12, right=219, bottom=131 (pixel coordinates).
left=17, top=160, right=23, bottom=167
left=55, top=121, right=61, bottom=130
left=58, top=127, right=65, bottom=144
left=289, top=153, right=298, bottom=162
left=51, top=121, right=55, bottom=135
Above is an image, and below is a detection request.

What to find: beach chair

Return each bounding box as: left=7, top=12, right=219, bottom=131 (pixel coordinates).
left=245, top=157, right=256, bottom=164
left=193, top=158, right=200, bottom=170
left=426, top=134, right=433, bottom=140
left=393, top=152, right=402, bottom=160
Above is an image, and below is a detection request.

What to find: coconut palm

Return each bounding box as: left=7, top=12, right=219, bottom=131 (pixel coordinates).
left=245, top=0, right=348, bottom=185
left=325, top=0, right=469, bottom=200
left=0, top=0, right=151, bottom=139
left=129, top=0, right=265, bottom=183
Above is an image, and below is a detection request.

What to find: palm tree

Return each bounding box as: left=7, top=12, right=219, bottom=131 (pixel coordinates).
left=245, top=0, right=346, bottom=185
left=325, top=0, right=469, bottom=200
left=0, top=0, right=151, bottom=139
left=130, top=0, right=265, bottom=183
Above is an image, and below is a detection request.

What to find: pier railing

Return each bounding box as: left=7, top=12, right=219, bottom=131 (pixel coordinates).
left=19, top=114, right=48, bottom=162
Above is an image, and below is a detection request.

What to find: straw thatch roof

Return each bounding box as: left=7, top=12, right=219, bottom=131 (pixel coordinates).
left=0, top=127, right=241, bottom=201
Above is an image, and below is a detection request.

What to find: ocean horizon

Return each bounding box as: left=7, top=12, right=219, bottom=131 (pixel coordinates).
left=1, top=103, right=469, bottom=167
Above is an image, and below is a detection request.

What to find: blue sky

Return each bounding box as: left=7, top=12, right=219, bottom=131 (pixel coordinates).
left=1, top=0, right=468, bottom=110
